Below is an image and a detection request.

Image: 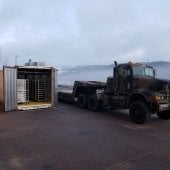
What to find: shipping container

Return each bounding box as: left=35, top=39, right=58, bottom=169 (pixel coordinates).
left=0, top=65, right=57, bottom=112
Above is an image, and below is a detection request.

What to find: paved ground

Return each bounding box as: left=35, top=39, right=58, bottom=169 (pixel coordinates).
left=0, top=103, right=170, bottom=170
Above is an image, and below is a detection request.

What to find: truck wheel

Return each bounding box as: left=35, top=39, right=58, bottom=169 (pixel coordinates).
left=88, top=95, right=100, bottom=111
left=77, top=94, right=87, bottom=108
left=129, top=101, right=151, bottom=124
left=157, top=111, right=170, bottom=120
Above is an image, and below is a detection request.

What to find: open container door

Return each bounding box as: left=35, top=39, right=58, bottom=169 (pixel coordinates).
left=4, top=66, right=17, bottom=111
left=51, top=68, right=57, bottom=107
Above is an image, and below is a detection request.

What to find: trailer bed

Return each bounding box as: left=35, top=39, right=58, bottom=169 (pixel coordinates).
left=58, top=81, right=106, bottom=103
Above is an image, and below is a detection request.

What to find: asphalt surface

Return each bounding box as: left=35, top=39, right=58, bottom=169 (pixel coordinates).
left=0, top=102, right=170, bottom=170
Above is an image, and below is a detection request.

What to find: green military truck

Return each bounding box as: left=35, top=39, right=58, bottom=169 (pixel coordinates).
left=58, top=61, right=170, bottom=123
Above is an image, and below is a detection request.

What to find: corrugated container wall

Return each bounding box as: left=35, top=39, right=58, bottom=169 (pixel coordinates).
left=0, top=70, right=4, bottom=111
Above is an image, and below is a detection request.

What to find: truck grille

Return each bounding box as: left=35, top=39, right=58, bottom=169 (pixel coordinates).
left=162, top=85, right=170, bottom=103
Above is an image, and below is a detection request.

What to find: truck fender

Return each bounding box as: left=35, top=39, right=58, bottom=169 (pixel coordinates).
left=128, top=93, right=149, bottom=107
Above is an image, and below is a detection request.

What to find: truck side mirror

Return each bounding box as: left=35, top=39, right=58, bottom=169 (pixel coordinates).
left=122, top=70, right=126, bottom=76
left=153, top=69, right=157, bottom=78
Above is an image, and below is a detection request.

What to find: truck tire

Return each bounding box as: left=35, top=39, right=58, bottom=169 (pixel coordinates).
left=157, top=111, right=170, bottom=120
left=77, top=94, right=87, bottom=108
left=87, top=95, right=100, bottom=111
left=129, top=101, right=151, bottom=124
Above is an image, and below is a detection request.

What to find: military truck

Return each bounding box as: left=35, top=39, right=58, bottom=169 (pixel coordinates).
left=58, top=61, right=170, bottom=123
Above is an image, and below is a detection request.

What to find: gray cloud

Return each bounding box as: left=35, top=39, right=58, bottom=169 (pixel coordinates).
left=0, top=0, right=170, bottom=67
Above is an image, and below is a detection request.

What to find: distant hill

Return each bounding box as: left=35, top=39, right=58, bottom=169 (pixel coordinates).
left=58, top=61, right=170, bottom=85
left=144, top=61, right=170, bottom=67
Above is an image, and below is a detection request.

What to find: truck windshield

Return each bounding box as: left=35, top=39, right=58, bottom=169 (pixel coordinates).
left=132, top=66, right=154, bottom=78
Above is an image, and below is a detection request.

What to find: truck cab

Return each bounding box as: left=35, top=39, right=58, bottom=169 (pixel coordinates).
left=114, top=62, right=155, bottom=92
left=107, top=62, right=170, bottom=123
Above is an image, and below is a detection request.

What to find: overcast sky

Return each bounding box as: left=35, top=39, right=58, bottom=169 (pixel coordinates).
left=0, top=0, right=170, bottom=67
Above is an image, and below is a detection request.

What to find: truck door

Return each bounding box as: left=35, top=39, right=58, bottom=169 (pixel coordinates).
left=118, top=66, right=132, bottom=93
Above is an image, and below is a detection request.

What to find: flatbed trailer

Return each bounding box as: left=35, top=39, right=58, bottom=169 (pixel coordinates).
left=58, top=81, right=106, bottom=103
left=58, top=90, right=74, bottom=103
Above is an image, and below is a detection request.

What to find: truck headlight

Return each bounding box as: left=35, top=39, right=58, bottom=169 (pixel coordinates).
left=149, top=95, right=160, bottom=102
left=154, top=95, right=161, bottom=101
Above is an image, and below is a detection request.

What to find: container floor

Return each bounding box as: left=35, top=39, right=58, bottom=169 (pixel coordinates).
left=17, top=101, right=52, bottom=110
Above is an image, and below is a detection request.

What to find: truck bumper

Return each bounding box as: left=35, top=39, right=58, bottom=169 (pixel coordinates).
left=159, top=103, right=170, bottom=112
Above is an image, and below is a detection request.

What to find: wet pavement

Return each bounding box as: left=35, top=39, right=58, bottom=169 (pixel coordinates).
left=0, top=103, right=170, bottom=170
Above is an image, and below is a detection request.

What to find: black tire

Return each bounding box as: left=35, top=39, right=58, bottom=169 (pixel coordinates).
left=87, top=95, right=100, bottom=111
left=129, top=101, right=151, bottom=124
left=77, top=94, right=87, bottom=108
left=157, top=111, right=170, bottom=120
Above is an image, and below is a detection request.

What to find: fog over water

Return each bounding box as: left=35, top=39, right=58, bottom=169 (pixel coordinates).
left=58, top=62, right=170, bottom=85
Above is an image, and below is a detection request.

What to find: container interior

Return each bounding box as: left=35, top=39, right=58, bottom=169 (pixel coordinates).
left=17, top=68, right=52, bottom=108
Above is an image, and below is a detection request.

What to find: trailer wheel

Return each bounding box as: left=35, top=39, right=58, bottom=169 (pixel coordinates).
left=88, top=95, right=100, bottom=111
left=129, top=101, right=151, bottom=124
left=157, top=111, right=170, bottom=120
left=77, top=94, right=87, bottom=108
